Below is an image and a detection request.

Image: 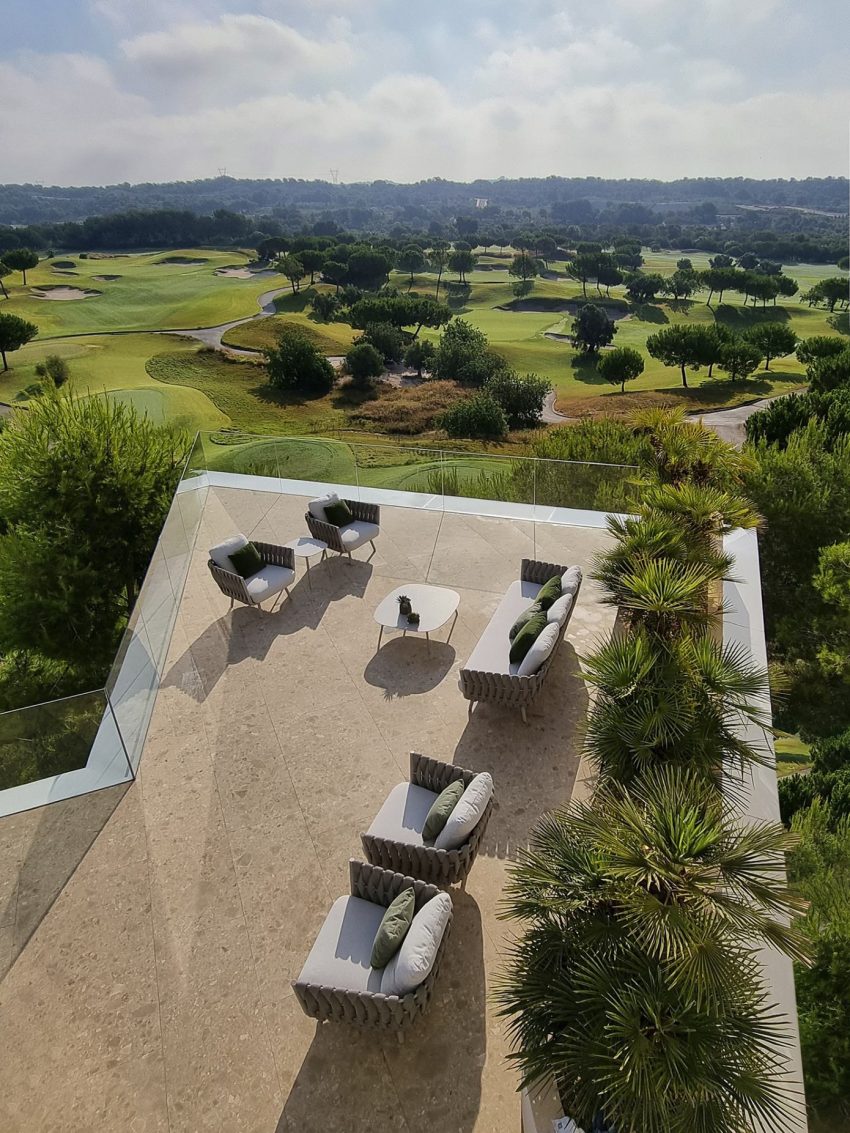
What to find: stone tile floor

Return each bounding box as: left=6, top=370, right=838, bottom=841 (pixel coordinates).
left=0, top=487, right=615, bottom=1133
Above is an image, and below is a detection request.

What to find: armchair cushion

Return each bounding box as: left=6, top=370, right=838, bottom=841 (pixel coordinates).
left=380, top=892, right=452, bottom=997
left=535, top=575, right=563, bottom=610
left=370, top=887, right=415, bottom=969
left=228, top=541, right=265, bottom=578
left=244, top=563, right=296, bottom=603
left=366, top=782, right=436, bottom=847
left=509, top=601, right=542, bottom=641
left=546, top=592, right=573, bottom=629
left=508, top=611, right=547, bottom=664
left=297, top=895, right=386, bottom=994
left=422, top=780, right=465, bottom=842
left=434, top=773, right=494, bottom=851
left=209, top=533, right=249, bottom=571
left=561, top=565, right=583, bottom=596
left=517, top=621, right=560, bottom=677
left=339, top=520, right=380, bottom=551
left=324, top=499, right=353, bottom=527
left=308, top=492, right=339, bottom=521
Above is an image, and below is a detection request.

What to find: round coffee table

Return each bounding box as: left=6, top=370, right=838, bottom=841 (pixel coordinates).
left=374, top=584, right=460, bottom=651
left=284, top=536, right=328, bottom=589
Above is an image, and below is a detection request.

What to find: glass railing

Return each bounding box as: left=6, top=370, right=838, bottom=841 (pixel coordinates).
left=0, top=434, right=208, bottom=815
left=0, top=429, right=633, bottom=816
left=197, top=432, right=637, bottom=516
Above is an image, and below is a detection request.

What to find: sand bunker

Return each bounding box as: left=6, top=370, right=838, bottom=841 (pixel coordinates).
left=92, top=274, right=122, bottom=281
left=31, top=286, right=101, bottom=301
left=157, top=256, right=209, bottom=265
left=215, top=266, right=275, bottom=279
left=51, top=260, right=76, bottom=269
left=498, top=297, right=630, bottom=319
left=52, top=270, right=79, bottom=276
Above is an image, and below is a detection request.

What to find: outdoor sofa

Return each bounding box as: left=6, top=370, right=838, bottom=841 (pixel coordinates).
left=459, top=558, right=582, bottom=722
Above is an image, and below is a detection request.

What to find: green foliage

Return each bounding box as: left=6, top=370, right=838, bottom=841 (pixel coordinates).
left=779, top=728, right=850, bottom=827
left=596, top=345, right=644, bottom=392
left=483, top=369, right=551, bottom=429
left=625, top=271, right=666, bottom=303
left=265, top=324, right=335, bottom=395
left=808, top=347, right=850, bottom=393
left=357, top=321, right=404, bottom=363
left=345, top=248, right=394, bottom=290
left=2, top=246, right=39, bottom=284
left=718, top=338, right=763, bottom=381
left=396, top=244, right=427, bottom=288
left=646, top=325, right=711, bottom=388
left=431, top=318, right=503, bottom=385
left=796, top=335, right=847, bottom=366
left=498, top=767, right=805, bottom=1132
left=447, top=246, right=476, bottom=282
left=310, top=291, right=340, bottom=321
left=743, top=322, right=797, bottom=370
left=402, top=337, right=435, bottom=377
left=0, top=311, right=38, bottom=370
left=344, top=341, right=384, bottom=387
left=276, top=253, right=305, bottom=292
left=439, top=393, right=507, bottom=439
left=34, top=353, right=70, bottom=387
left=745, top=388, right=850, bottom=449
left=0, top=390, right=188, bottom=675
left=507, top=252, right=539, bottom=283
left=663, top=269, right=699, bottom=300
left=570, top=302, right=616, bottom=354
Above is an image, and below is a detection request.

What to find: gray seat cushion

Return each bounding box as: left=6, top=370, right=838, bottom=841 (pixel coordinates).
left=339, top=520, right=380, bottom=551
left=244, top=563, right=296, bottom=603
left=297, top=895, right=386, bottom=994
left=464, top=580, right=540, bottom=677
left=209, top=533, right=249, bottom=570
left=366, top=782, right=439, bottom=847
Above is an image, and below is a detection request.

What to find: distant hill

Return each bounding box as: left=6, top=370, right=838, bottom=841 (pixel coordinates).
left=1, top=175, right=847, bottom=227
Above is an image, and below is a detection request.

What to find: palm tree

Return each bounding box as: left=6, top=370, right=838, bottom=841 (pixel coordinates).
left=641, top=480, right=762, bottom=545
left=630, top=407, right=757, bottom=489
left=598, top=555, right=727, bottom=638
left=582, top=630, right=772, bottom=785
left=497, top=767, right=808, bottom=1133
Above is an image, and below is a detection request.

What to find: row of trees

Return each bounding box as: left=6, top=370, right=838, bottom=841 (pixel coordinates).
left=498, top=410, right=810, bottom=1131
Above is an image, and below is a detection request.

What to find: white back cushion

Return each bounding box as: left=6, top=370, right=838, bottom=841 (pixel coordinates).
left=561, top=565, right=582, bottom=597
left=308, top=492, right=339, bottom=520
left=209, top=533, right=248, bottom=570
left=517, top=621, right=560, bottom=677
left=380, top=892, right=452, bottom=996
left=547, top=592, right=573, bottom=629
left=434, top=772, right=493, bottom=851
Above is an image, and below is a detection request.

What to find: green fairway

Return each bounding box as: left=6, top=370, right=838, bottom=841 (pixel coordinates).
left=0, top=248, right=283, bottom=337
left=221, top=288, right=356, bottom=354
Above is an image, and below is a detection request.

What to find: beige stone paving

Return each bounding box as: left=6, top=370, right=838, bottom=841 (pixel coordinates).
left=0, top=488, right=615, bottom=1133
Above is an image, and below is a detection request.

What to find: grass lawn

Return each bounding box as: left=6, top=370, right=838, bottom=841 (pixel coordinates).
left=220, top=288, right=356, bottom=354
left=774, top=731, right=813, bottom=777
left=0, top=248, right=283, bottom=337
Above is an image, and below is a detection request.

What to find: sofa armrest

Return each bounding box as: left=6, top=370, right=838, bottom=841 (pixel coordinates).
left=409, top=752, right=475, bottom=794
left=348, top=859, right=440, bottom=913
left=208, top=561, right=250, bottom=604
left=254, top=541, right=295, bottom=571
left=305, top=512, right=343, bottom=550
left=346, top=499, right=380, bottom=525
left=521, top=558, right=569, bottom=585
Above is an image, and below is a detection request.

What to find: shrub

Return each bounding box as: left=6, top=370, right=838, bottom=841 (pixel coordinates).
left=310, top=292, right=340, bottom=321
left=344, top=341, right=384, bottom=388
left=403, top=338, right=436, bottom=377
left=357, top=321, right=404, bottom=363
left=596, top=345, right=644, bottom=393
left=808, top=347, right=850, bottom=393
left=483, top=369, right=551, bottom=429
left=265, top=324, right=335, bottom=395
left=431, top=318, right=504, bottom=385
left=34, top=354, right=70, bottom=387
left=439, top=393, right=507, bottom=439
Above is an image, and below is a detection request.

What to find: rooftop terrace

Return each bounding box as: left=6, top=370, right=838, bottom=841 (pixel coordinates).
left=0, top=479, right=618, bottom=1132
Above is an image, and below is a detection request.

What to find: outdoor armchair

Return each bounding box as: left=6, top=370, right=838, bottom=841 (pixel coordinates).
left=208, top=534, right=295, bottom=610
left=305, top=494, right=380, bottom=559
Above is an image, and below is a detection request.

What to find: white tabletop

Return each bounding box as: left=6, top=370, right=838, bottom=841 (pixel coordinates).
left=285, top=536, right=328, bottom=557
left=374, top=584, right=460, bottom=634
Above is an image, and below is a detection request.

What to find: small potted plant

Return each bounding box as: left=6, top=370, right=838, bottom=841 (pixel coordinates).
left=407, top=611, right=420, bottom=626
left=398, top=594, right=412, bottom=618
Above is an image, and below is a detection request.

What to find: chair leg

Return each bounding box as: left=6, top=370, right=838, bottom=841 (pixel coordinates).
left=460, top=876, right=468, bottom=892
left=370, top=539, right=376, bottom=553
left=521, top=706, right=528, bottom=725
left=229, top=597, right=234, bottom=610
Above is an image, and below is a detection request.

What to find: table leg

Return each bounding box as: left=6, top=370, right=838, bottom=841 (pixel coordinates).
left=426, top=631, right=431, bottom=653
left=305, top=556, right=313, bottom=589
left=446, top=609, right=459, bottom=644
left=376, top=625, right=383, bottom=652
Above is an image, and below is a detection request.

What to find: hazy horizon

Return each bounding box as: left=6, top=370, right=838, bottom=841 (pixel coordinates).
left=1, top=0, right=848, bottom=187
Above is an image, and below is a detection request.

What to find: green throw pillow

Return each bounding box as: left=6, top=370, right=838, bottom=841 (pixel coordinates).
left=370, top=887, right=416, bottom=969
left=509, top=611, right=547, bottom=664
left=509, top=601, right=542, bottom=641
left=422, top=780, right=465, bottom=842
left=535, top=576, right=562, bottom=610
left=228, top=541, right=265, bottom=578
left=324, top=499, right=353, bottom=527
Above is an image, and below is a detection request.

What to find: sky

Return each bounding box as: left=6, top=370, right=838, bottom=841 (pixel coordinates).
left=0, top=0, right=848, bottom=187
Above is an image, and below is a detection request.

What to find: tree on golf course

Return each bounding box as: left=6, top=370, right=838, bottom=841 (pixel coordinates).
left=344, top=342, right=384, bottom=388
left=448, top=244, right=476, bottom=284
left=0, top=262, right=11, bottom=299
left=597, top=346, right=644, bottom=393
left=428, top=241, right=450, bottom=298
left=0, top=313, right=38, bottom=370
left=277, top=253, right=306, bottom=293
left=571, top=303, right=616, bottom=355
left=397, top=244, right=427, bottom=290
left=744, top=323, right=798, bottom=371
left=266, top=325, right=335, bottom=395
left=719, top=339, right=763, bottom=381
left=508, top=252, right=539, bottom=285
left=2, top=248, right=39, bottom=286
left=403, top=338, right=436, bottom=377
left=297, top=248, right=325, bottom=285
left=646, top=325, right=705, bottom=387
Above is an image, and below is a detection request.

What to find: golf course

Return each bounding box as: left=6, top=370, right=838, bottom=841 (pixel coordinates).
left=1, top=245, right=847, bottom=470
